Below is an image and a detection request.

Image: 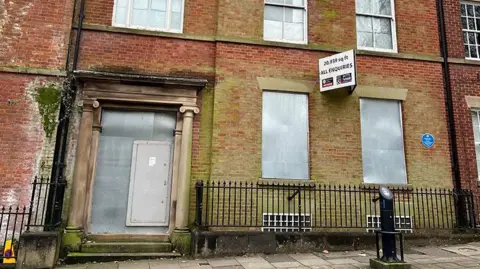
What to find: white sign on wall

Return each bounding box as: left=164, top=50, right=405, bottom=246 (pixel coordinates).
left=319, top=50, right=357, bottom=92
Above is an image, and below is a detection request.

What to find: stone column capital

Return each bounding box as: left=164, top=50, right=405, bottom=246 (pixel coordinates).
left=81, top=99, right=99, bottom=112
left=179, top=106, right=200, bottom=114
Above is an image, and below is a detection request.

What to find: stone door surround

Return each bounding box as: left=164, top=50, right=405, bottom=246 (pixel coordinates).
left=67, top=71, right=206, bottom=240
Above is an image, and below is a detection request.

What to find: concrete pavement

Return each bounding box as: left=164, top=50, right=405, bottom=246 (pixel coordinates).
left=57, top=242, right=480, bottom=269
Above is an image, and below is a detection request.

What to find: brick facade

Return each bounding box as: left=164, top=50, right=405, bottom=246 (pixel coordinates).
left=443, top=0, right=480, bottom=191
left=0, top=0, right=72, bottom=206
left=1, top=0, right=473, bottom=224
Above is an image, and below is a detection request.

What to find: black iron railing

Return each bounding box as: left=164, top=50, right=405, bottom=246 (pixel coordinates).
left=0, top=177, right=66, bottom=262
left=28, top=177, right=67, bottom=230
left=0, top=206, right=29, bottom=261
left=195, top=181, right=478, bottom=232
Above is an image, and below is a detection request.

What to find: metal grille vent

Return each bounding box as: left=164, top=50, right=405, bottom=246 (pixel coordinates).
left=366, top=215, right=413, bottom=233
left=262, top=213, right=312, bottom=232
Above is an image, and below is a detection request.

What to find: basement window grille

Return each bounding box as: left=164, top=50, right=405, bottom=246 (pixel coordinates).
left=366, top=215, right=413, bottom=233
left=262, top=213, right=312, bottom=232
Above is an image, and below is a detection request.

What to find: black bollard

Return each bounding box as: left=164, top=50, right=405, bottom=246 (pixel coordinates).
left=370, top=187, right=410, bottom=268
left=378, top=186, right=398, bottom=262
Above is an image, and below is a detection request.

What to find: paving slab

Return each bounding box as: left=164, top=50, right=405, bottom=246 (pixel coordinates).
left=86, top=263, right=119, bottom=269
left=294, top=259, right=330, bottom=267
left=442, top=244, right=480, bottom=256
left=263, top=254, right=296, bottom=263
left=236, top=256, right=268, bottom=264
left=207, top=258, right=240, bottom=267
left=213, top=265, right=244, bottom=269
left=437, top=262, right=468, bottom=269
left=179, top=260, right=210, bottom=268
left=271, top=261, right=303, bottom=268
left=411, top=265, right=442, bottom=269
left=290, top=254, right=320, bottom=261
left=319, top=252, right=367, bottom=260
left=149, top=261, right=181, bottom=269
left=454, top=260, right=480, bottom=267
left=412, top=247, right=460, bottom=257
left=411, top=258, right=438, bottom=264
left=404, top=254, right=429, bottom=260
left=327, top=259, right=360, bottom=265
left=240, top=262, right=274, bottom=269
left=330, top=265, right=358, bottom=269
left=61, top=265, right=88, bottom=269
left=118, top=261, right=150, bottom=269
left=306, top=266, right=333, bottom=269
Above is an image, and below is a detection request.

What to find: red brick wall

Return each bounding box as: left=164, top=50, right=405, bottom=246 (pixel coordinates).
left=0, top=0, right=72, bottom=69
left=210, top=42, right=452, bottom=187
left=443, top=0, right=480, bottom=190
left=0, top=0, right=72, bottom=207
left=77, top=31, right=216, bottom=77
left=444, top=0, right=465, bottom=58
left=0, top=73, right=47, bottom=206
left=450, top=65, right=480, bottom=191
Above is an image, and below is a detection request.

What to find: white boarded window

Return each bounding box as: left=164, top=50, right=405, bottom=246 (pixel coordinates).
left=262, top=91, right=309, bottom=179
left=471, top=111, right=480, bottom=180
left=461, top=2, right=480, bottom=59
left=113, top=0, right=184, bottom=33
left=264, top=0, right=307, bottom=44
left=360, top=99, right=406, bottom=184
left=356, top=0, right=397, bottom=52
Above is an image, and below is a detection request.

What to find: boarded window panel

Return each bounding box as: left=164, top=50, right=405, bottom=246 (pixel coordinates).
left=360, top=99, right=406, bottom=184
left=262, top=91, right=309, bottom=180
left=471, top=111, right=480, bottom=180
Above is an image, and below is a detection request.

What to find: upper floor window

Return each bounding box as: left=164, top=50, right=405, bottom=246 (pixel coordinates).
left=461, top=2, right=480, bottom=60
left=263, top=0, right=307, bottom=44
left=356, top=0, right=397, bottom=53
left=113, top=0, right=184, bottom=33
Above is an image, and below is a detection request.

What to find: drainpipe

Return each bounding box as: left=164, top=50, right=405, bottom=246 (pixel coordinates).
left=436, top=0, right=467, bottom=228
left=46, top=0, right=86, bottom=228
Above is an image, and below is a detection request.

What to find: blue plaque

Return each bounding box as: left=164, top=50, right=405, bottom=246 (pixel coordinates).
left=422, top=133, right=435, bottom=148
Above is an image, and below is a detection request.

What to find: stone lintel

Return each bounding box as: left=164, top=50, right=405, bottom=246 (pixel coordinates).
left=257, top=77, right=315, bottom=93
left=354, top=86, right=408, bottom=101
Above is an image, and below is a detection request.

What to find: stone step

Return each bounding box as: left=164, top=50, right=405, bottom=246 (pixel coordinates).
left=65, top=252, right=181, bottom=264
left=82, top=242, right=173, bottom=253
left=86, top=234, right=170, bottom=242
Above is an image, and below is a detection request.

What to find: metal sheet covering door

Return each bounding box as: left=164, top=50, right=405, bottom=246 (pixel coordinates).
left=90, top=110, right=176, bottom=234
left=127, top=141, right=172, bottom=226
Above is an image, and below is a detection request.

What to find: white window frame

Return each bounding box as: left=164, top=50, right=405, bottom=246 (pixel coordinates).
left=356, top=0, right=398, bottom=53
left=112, top=0, right=185, bottom=33
left=461, top=1, right=480, bottom=61
left=471, top=110, right=480, bottom=180
left=263, top=0, right=308, bottom=45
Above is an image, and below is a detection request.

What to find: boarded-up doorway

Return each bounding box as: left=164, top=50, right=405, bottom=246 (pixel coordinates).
left=90, top=109, right=176, bottom=234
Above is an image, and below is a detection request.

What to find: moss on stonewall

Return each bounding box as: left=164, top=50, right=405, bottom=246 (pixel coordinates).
left=32, top=84, right=61, bottom=138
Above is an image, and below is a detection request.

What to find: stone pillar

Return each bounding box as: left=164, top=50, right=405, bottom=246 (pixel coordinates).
left=172, top=105, right=199, bottom=254
left=84, top=103, right=101, bottom=231
left=64, top=99, right=95, bottom=251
